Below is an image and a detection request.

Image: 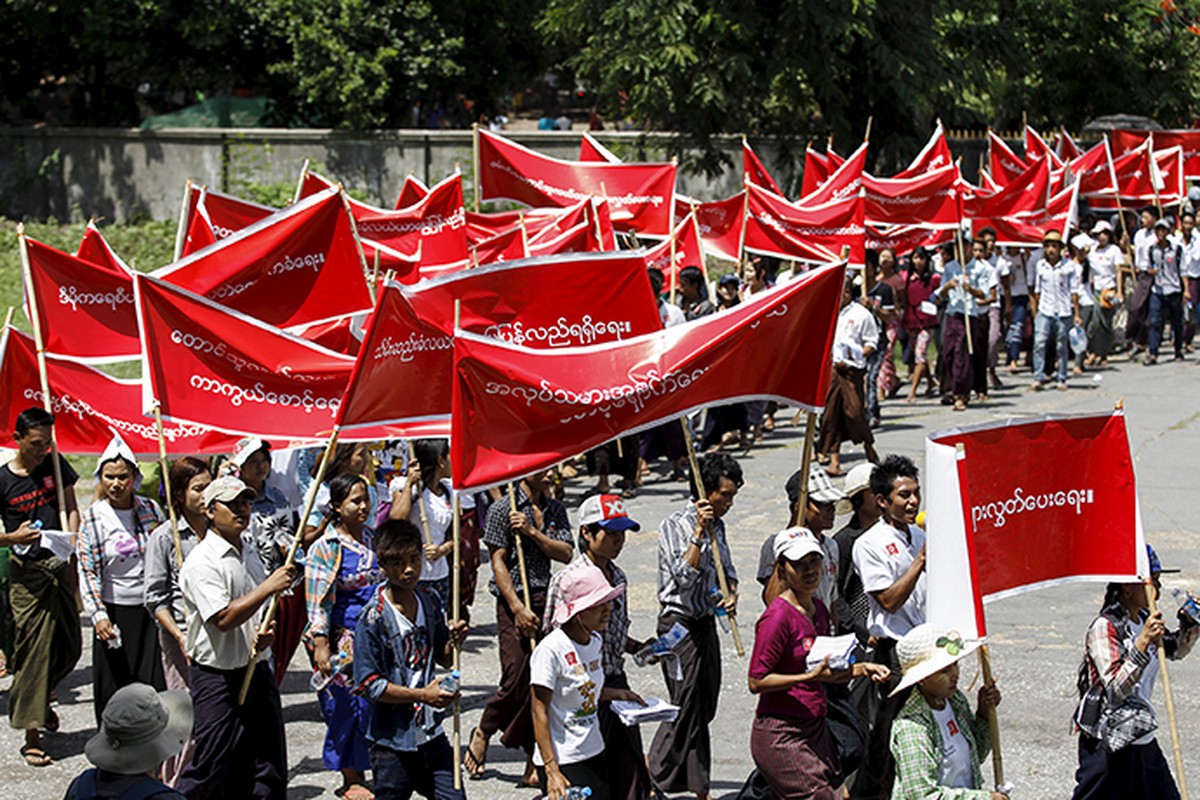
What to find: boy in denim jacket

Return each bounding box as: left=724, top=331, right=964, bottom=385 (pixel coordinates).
left=353, top=519, right=468, bottom=799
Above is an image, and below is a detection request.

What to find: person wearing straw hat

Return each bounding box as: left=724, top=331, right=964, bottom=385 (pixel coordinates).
left=888, top=623, right=1003, bottom=799
left=1086, top=220, right=1124, bottom=363
left=749, top=529, right=890, bottom=800
left=76, top=432, right=167, bottom=726
left=1029, top=228, right=1082, bottom=391
left=175, top=475, right=296, bottom=800
left=531, top=563, right=635, bottom=800
left=63, top=682, right=193, bottom=799
left=1070, top=545, right=1198, bottom=800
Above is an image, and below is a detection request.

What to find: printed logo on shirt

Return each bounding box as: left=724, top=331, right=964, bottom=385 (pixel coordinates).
left=885, top=543, right=899, bottom=557
left=588, top=659, right=600, bottom=672
left=42, top=476, right=55, bottom=490
left=802, top=636, right=815, bottom=650
left=946, top=719, right=960, bottom=737
left=565, top=651, right=577, bottom=667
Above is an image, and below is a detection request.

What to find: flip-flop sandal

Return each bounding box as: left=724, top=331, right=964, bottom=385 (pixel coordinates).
left=463, top=727, right=487, bottom=779
left=21, top=745, right=51, bottom=767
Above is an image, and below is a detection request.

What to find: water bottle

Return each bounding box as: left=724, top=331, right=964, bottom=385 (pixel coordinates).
left=311, top=650, right=349, bottom=691
left=710, top=587, right=731, bottom=634
left=565, top=787, right=592, bottom=800
left=106, top=623, right=123, bottom=650
left=1171, top=588, right=1200, bottom=625
left=439, top=669, right=461, bottom=693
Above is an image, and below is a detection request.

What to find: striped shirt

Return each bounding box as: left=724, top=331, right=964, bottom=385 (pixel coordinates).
left=657, top=504, right=738, bottom=620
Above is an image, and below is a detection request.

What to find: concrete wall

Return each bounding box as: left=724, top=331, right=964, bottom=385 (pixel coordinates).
left=0, top=127, right=996, bottom=223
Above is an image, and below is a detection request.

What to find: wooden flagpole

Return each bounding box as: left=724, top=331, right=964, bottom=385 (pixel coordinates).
left=153, top=406, right=185, bottom=568
left=370, top=246, right=381, bottom=304
left=238, top=428, right=341, bottom=705
left=472, top=124, right=482, bottom=213
left=293, top=158, right=311, bottom=205
left=737, top=174, right=751, bottom=281
left=173, top=179, right=193, bottom=261
left=978, top=644, right=1005, bottom=787
left=409, top=441, right=434, bottom=547
left=790, top=412, right=819, bottom=527
left=17, top=226, right=70, bottom=531
left=679, top=417, right=744, bottom=657
left=507, top=481, right=536, bottom=645
left=1147, top=580, right=1189, bottom=800
left=451, top=493, right=463, bottom=790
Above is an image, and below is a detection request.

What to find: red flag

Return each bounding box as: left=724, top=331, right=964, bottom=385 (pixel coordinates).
left=744, top=184, right=863, bottom=265
left=21, top=235, right=138, bottom=363
left=76, top=222, right=131, bottom=275
left=963, top=157, right=1050, bottom=219
left=1055, top=129, right=1083, bottom=162
left=1085, top=142, right=1184, bottom=205
left=360, top=240, right=421, bottom=285
left=681, top=192, right=745, bottom=262
left=644, top=213, right=705, bottom=292
left=526, top=198, right=592, bottom=246
left=893, top=121, right=954, bottom=178
left=863, top=164, right=962, bottom=229
left=527, top=220, right=601, bottom=257
left=0, top=326, right=239, bottom=455
left=579, top=132, right=622, bottom=163
left=743, top=139, right=783, bottom=195
left=988, top=131, right=1028, bottom=185
left=289, top=314, right=367, bottom=356
left=1023, top=125, right=1062, bottom=167
left=478, top=130, right=676, bottom=235
left=470, top=225, right=528, bottom=266
left=135, top=274, right=356, bottom=439
left=450, top=264, right=844, bottom=489
left=336, top=252, right=663, bottom=436
left=800, top=143, right=868, bottom=206
left=152, top=188, right=373, bottom=329
left=1112, top=129, right=1200, bottom=179
left=826, top=146, right=845, bottom=168
left=394, top=174, right=430, bottom=210
left=1070, top=138, right=1116, bottom=197
left=972, top=182, right=1079, bottom=246
left=180, top=185, right=277, bottom=258
left=800, top=145, right=831, bottom=198
left=355, top=173, right=469, bottom=267
left=864, top=225, right=952, bottom=255
left=924, top=412, right=1147, bottom=642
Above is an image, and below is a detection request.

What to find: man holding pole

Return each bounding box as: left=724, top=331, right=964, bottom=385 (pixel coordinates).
left=466, top=467, right=572, bottom=783
left=176, top=476, right=295, bottom=799
left=649, top=452, right=742, bottom=800
left=0, top=407, right=81, bottom=767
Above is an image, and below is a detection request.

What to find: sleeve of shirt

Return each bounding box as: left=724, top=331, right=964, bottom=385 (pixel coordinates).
left=658, top=511, right=701, bottom=594
left=756, top=536, right=776, bottom=586
left=304, top=536, right=339, bottom=638
left=528, top=634, right=559, bottom=690
left=75, top=508, right=108, bottom=624
left=351, top=607, right=391, bottom=702
left=859, top=313, right=880, bottom=349
left=58, top=455, right=79, bottom=489
left=545, top=501, right=573, bottom=544
left=1086, top=615, right=1149, bottom=704
left=142, top=524, right=173, bottom=618
left=1165, top=617, right=1200, bottom=661
left=182, top=555, right=234, bottom=625
left=853, top=537, right=894, bottom=594
left=748, top=602, right=789, bottom=680
left=481, top=497, right=513, bottom=552
left=890, top=713, right=993, bottom=800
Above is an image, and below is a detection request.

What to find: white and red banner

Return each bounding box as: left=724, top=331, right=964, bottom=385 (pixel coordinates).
left=800, top=143, right=868, bottom=206
left=470, top=225, right=528, bottom=266
left=21, top=235, right=139, bottom=363
left=864, top=164, right=963, bottom=229
left=893, top=121, right=953, bottom=179
left=963, top=157, right=1050, bottom=220
left=744, top=183, right=864, bottom=265
left=924, top=412, right=1148, bottom=641
left=677, top=192, right=745, bottom=262
left=1023, top=125, right=1062, bottom=167
left=1086, top=142, right=1185, bottom=207
left=988, top=131, right=1028, bottom=186
left=1070, top=138, right=1116, bottom=197
left=450, top=263, right=844, bottom=489
left=153, top=187, right=373, bottom=329
left=76, top=222, right=131, bottom=274
left=337, top=252, right=663, bottom=437
left=354, top=173, right=469, bottom=267
left=1112, top=128, right=1200, bottom=179
left=135, top=274, right=356, bottom=439
left=864, top=225, right=952, bottom=255
left=743, top=139, right=783, bottom=195
left=801, top=145, right=832, bottom=198
left=478, top=130, right=676, bottom=235
left=973, top=182, right=1079, bottom=246
left=579, top=132, right=622, bottom=164
left=1055, top=129, right=1083, bottom=162
left=0, top=326, right=239, bottom=455
left=394, top=174, right=430, bottom=209
left=179, top=185, right=276, bottom=258
left=644, top=213, right=704, bottom=292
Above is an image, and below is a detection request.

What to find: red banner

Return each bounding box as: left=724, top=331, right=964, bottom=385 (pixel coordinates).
left=470, top=225, right=528, bottom=266
left=394, top=174, right=430, bottom=209
left=644, top=213, right=704, bottom=293
left=135, top=274, right=356, bottom=439
left=1023, top=125, right=1062, bottom=167
left=289, top=314, right=367, bottom=356
left=1055, top=129, right=1083, bottom=162
left=988, top=131, right=1028, bottom=186
left=744, top=184, right=863, bottom=265
left=450, top=263, right=844, bottom=489
left=152, top=188, right=373, bottom=329
left=22, top=235, right=139, bottom=363
left=337, top=252, right=663, bottom=436
left=579, top=132, right=622, bottom=164
left=964, top=157, right=1050, bottom=219
left=0, top=326, right=239, bottom=455
left=864, top=225, right=953, bottom=255
left=800, top=146, right=831, bottom=198
left=1070, top=138, right=1116, bottom=197
left=676, top=192, right=745, bottom=262
left=864, top=164, right=963, bottom=229
left=743, top=139, right=783, bottom=195
left=1112, top=128, right=1200, bottom=179
left=1086, top=143, right=1185, bottom=206
left=893, top=122, right=953, bottom=179
left=972, top=182, right=1079, bottom=246
left=478, top=130, right=676, bottom=235
left=179, top=185, right=276, bottom=258
left=76, top=223, right=130, bottom=274
left=355, top=174, right=469, bottom=267
left=800, top=143, right=868, bottom=206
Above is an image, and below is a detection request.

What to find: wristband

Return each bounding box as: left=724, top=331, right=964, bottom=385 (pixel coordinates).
left=690, top=535, right=704, bottom=548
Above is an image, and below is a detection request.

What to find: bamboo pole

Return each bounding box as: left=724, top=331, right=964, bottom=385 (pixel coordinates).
left=668, top=217, right=678, bottom=306
left=679, top=417, right=745, bottom=657
left=472, top=124, right=482, bottom=213
left=507, top=482, right=536, bottom=645
left=1147, top=580, right=1189, bottom=800
left=977, top=645, right=1004, bottom=787
left=173, top=179, right=193, bottom=261
left=238, top=428, right=341, bottom=705
left=17, top=226, right=70, bottom=532
left=153, top=406, right=184, bottom=569
left=409, top=441, right=434, bottom=547
left=790, top=412, right=819, bottom=528
left=737, top=174, right=751, bottom=281
left=451, top=493, right=463, bottom=790
left=293, top=158, right=311, bottom=205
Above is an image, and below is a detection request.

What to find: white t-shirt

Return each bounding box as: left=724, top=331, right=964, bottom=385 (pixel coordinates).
left=383, top=593, right=437, bottom=745
left=832, top=302, right=879, bottom=369
left=1127, top=618, right=1160, bottom=747
left=1074, top=261, right=1094, bottom=308
left=106, top=507, right=148, bottom=607
left=1088, top=244, right=1122, bottom=292
left=852, top=519, right=927, bottom=640
left=931, top=701, right=974, bottom=789
left=528, top=628, right=605, bottom=766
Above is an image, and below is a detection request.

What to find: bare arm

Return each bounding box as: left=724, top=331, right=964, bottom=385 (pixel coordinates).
left=871, top=544, right=926, bottom=613
left=532, top=685, right=571, bottom=799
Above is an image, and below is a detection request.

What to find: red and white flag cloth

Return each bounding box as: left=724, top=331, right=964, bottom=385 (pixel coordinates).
left=179, top=185, right=276, bottom=258
left=470, top=225, right=528, bottom=266
left=478, top=129, right=676, bottom=235
left=988, top=131, right=1028, bottom=186
left=675, top=192, right=745, bottom=262
left=1055, top=129, right=1083, bottom=162
left=336, top=252, right=663, bottom=437
left=743, top=139, right=783, bottom=195
left=1070, top=137, right=1117, bottom=197
left=800, top=145, right=832, bottom=198
left=450, top=262, right=845, bottom=490
left=864, top=225, right=952, bottom=254
left=924, top=411, right=1149, bottom=642
left=21, top=235, right=139, bottom=363
left=579, top=132, right=622, bottom=163
left=744, top=183, right=864, bottom=265
left=152, top=187, right=373, bottom=329
left=1023, top=125, right=1063, bottom=168
left=76, top=222, right=131, bottom=274
left=1112, top=128, right=1200, bottom=180
left=361, top=240, right=421, bottom=285
left=973, top=181, right=1079, bottom=246
left=525, top=198, right=593, bottom=247
left=135, top=273, right=356, bottom=440
left=527, top=220, right=602, bottom=257
left=864, top=164, right=963, bottom=229
left=893, top=121, right=954, bottom=179
left=963, top=157, right=1050, bottom=219
left=465, top=208, right=570, bottom=244
left=354, top=173, right=469, bottom=268
left=289, top=314, right=368, bottom=356
left=1085, top=142, right=1185, bottom=207
left=644, top=212, right=704, bottom=292
left=0, top=326, right=239, bottom=455
left=394, top=174, right=430, bottom=210
left=826, top=145, right=845, bottom=169
left=799, top=143, right=868, bottom=206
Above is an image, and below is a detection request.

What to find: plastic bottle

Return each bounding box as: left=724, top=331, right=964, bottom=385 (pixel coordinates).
left=1171, top=588, right=1200, bottom=625
left=311, top=650, right=349, bottom=691
left=710, top=587, right=731, bottom=634
left=440, top=669, right=461, bottom=693
left=565, top=787, right=593, bottom=800
left=106, top=623, right=123, bottom=650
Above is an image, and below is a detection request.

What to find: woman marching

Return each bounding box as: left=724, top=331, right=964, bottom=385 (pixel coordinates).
left=1070, top=546, right=1198, bottom=800
left=76, top=433, right=166, bottom=725
left=749, top=528, right=889, bottom=799
left=306, top=472, right=386, bottom=800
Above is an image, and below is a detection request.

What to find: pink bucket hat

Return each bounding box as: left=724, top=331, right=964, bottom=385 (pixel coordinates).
left=551, top=564, right=625, bottom=627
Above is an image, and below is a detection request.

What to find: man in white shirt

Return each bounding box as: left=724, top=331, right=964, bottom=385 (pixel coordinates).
left=176, top=476, right=295, bottom=800
left=936, top=240, right=995, bottom=410
left=979, top=228, right=1007, bottom=390
left=1126, top=206, right=1159, bottom=352
left=1030, top=229, right=1082, bottom=390
left=1179, top=211, right=1200, bottom=348
left=817, top=275, right=879, bottom=477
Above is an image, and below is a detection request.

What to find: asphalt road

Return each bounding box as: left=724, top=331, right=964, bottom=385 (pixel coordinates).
left=2, top=351, right=1198, bottom=798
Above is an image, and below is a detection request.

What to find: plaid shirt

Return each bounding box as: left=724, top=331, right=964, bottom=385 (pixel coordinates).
left=542, top=554, right=631, bottom=678
left=304, top=527, right=379, bottom=639
left=77, top=496, right=165, bottom=624
left=481, top=486, right=572, bottom=598
left=1081, top=603, right=1198, bottom=706
left=890, top=688, right=992, bottom=800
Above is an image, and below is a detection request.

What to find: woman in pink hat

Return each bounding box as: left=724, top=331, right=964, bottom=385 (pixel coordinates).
left=530, top=564, right=642, bottom=800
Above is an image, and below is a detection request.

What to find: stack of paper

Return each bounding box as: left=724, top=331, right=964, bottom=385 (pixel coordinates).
left=805, top=633, right=859, bottom=671
left=611, top=697, right=680, bottom=727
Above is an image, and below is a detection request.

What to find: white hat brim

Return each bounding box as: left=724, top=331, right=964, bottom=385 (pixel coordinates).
left=889, top=639, right=982, bottom=697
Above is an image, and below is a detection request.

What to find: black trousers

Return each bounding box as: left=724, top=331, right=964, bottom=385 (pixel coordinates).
left=1071, top=734, right=1180, bottom=800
